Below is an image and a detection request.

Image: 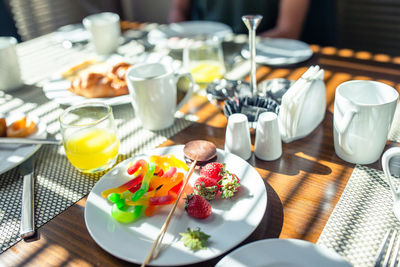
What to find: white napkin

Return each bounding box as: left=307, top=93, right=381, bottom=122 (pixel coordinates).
left=279, top=65, right=326, bottom=143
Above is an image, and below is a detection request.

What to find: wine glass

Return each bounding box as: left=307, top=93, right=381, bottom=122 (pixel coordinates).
left=183, top=36, right=225, bottom=88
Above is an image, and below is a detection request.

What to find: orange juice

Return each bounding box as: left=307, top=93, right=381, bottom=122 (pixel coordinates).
left=190, top=60, right=224, bottom=85
left=64, top=128, right=119, bottom=172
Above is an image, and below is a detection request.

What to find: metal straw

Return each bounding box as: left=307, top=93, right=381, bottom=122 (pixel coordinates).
left=242, top=15, right=263, bottom=96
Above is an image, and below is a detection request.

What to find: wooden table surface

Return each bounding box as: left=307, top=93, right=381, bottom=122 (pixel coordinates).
left=2, top=40, right=400, bottom=266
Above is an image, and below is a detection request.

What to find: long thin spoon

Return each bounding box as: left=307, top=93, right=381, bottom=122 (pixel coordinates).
left=141, top=158, right=198, bottom=267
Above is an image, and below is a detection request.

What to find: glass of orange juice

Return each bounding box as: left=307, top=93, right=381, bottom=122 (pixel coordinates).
left=183, top=36, right=225, bottom=88
left=59, top=102, right=119, bottom=173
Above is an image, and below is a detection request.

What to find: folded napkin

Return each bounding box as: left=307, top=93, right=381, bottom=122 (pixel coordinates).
left=278, top=65, right=326, bottom=143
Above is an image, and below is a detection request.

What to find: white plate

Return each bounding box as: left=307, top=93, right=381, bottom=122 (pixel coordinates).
left=0, top=114, right=47, bottom=175
left=148, top=21, right=233, bottom=50
left=85, top=145, right=267, bottom=266
left=53, top=24, right=90, bottom=44
left=241, top=38, right=313, bottom=66
left=42, top=79, right=131, bottom=106
left=216, top=239, right=352, bottom=267
left=42, top=55, right=132, bottom=106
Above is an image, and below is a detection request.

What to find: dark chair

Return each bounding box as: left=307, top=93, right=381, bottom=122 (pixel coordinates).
left=5, top=0, right=121, bottom=41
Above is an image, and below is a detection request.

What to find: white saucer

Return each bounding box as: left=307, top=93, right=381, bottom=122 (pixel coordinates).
left=241, top=38, right=313, bottom=66
left=148, top=21, right=233, bottom=50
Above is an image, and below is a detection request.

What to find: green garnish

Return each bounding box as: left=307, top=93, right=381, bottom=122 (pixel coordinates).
left=179, top=227, right=210, bottom=251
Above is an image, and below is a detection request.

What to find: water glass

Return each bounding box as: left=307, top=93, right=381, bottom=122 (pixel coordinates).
left=183, top=36, right=225, bottom=87
left=83, top=12, right=121, bottom=55
left=0, top=37, right=22, bottom=91
left=59, top=102, right=119, bottom=173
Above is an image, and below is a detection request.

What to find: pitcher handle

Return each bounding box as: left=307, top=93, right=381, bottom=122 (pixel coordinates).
left=335, top=107, right=358, bottom=154
left=382, top=147, right=400, bottom=200
left=175, top=72, right=194, bottom=111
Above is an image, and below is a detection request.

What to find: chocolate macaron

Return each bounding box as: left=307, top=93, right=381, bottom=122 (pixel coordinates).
left=183, top=140, right=217, bottom=166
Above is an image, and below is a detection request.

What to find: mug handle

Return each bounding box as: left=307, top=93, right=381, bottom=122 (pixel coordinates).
left=174, top=72, right=194, bottom=111
left=335, top=106, right=359, bottom=154
left=382, top=147, right=400, bottom=200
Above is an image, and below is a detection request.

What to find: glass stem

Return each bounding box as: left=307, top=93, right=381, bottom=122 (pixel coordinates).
left=242, top=14, right=262, bottom=97
left=249, top=27, right=257, bottom=96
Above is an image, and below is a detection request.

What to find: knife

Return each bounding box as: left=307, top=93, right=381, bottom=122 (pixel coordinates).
left=0, top=138, right=61, bottom=145
left=19, top=156, right=35, bottom=239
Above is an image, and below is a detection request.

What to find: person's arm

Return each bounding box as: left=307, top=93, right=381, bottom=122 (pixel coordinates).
left=260, top=0, right=310, bottom=39
left=168, top=0, right=191, bottom=23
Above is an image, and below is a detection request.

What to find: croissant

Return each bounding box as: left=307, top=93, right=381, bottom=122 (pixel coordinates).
left=68, top=62, right=131, bottom=98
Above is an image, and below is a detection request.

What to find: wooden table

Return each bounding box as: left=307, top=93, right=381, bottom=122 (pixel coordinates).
left=1, top=35, right=400, bottom=266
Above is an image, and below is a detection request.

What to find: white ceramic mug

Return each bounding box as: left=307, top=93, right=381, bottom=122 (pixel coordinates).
left=83, top=12, right=121, bottom=55
left=333, top=80, right=398, bottom=164
left=126, top=62, right=194, bottom=130
left=0, top=37, right=22, bottom=91
left=382, top=147, right=400, bottom=221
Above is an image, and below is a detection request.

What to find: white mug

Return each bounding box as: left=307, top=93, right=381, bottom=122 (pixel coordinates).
left=0, top=37, right=22, bottom=91
left=83, top=12, right=121, bottom=55
left=382, top=147, right=400, bottom=221
left=334, top=80, right=398, bottom=164
left=126, top=62, right=194, bottom=130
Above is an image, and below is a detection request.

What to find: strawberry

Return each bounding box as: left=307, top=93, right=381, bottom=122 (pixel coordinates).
left=194, top=176, right=220, bottom=201
left=200, top=162, right=225, bottom=181
left=218, top=171, right=240, bottom=199
left=184, top=194, right=212, bottom=219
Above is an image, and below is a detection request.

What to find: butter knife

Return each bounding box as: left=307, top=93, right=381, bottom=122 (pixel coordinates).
left=0, top=138, right=61, bottom=145
left=19, top=156, right=35, bottom=238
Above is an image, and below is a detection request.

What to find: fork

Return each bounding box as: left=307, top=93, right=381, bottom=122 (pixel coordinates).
left=375, top=229, right=400, bottom=267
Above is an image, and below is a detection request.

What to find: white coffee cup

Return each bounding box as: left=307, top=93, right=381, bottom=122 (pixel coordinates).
left=126, top=62, right=194, bottom=130
left=255, top=112, right=282, bottom=161
left=225, top=113, right=252, bottom=160
left=382, top=147, right=400, bottom=221
left=0, top=37, right=22, bottom=91
left=83, top=12, right=121, bottom=55
left=334, top=80, right=398, bottom=164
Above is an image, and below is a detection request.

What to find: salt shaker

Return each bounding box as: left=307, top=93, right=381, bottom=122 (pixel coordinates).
left=225, top=113, right=252, bottom=160
left=255, top=112, right=282, bottom=161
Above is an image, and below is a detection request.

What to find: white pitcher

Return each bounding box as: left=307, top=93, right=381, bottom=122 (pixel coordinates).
left=126, top=62, right=194, bottom=130
left=333, top=80, right=398, bottom=164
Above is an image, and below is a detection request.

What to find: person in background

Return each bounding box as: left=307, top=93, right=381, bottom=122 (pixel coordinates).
left=168, top=0, right=336, bottom=46
left=168, top=0, right=310, bottom=39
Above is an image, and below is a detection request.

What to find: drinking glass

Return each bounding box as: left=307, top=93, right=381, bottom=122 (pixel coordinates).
left=183, top=36, right=225, bottom=88
left=59, top=102, right=119, bottom=173
left=83, top=12, right=121, bottom=55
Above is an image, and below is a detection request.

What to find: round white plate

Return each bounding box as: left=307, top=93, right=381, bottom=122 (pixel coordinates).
left=216, top=239, right=352, bottom=267
left=42, top=79, right=131, bottom=106
left=85, top=145, right=267, bottom=266
left=0, top=114, right=47, bottom=175
left=42, top=55, right=132, bottom=106
left=53, top=24, right=90, bottom=44
left=241, top=38, right=313, bottom=66
left=148, top=21, right=233, bottom=50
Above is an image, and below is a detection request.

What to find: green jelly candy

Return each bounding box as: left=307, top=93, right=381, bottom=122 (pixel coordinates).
left=111, top=204, right=143, bottom=223
left=108, top=193, right=120, bottom=203
left=115, top=199, right=126, bottom=210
